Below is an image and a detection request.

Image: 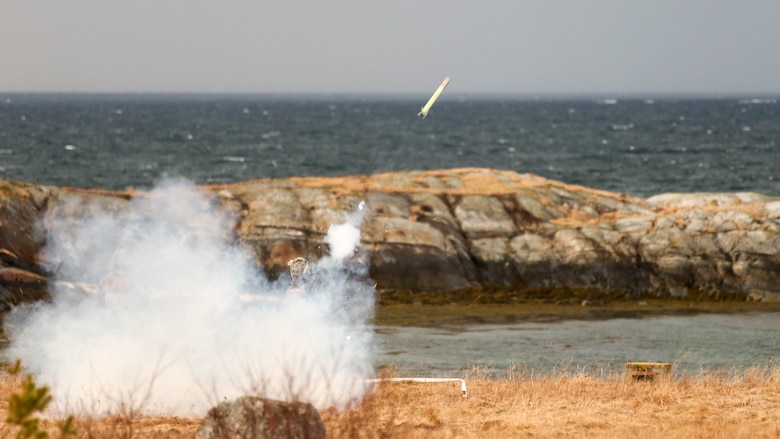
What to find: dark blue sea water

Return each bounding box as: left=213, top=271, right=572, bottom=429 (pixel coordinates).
left=1, top=93, right=779, bottom=198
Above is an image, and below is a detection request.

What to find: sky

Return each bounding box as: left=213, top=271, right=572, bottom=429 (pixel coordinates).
left=2, top=1, right=780, bottom=95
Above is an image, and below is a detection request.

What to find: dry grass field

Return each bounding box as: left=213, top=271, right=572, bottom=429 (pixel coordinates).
left=1, top=365, right=778, bottom=439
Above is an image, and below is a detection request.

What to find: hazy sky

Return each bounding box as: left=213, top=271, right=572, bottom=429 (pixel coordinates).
left=2, top=1, right=780, bottom=95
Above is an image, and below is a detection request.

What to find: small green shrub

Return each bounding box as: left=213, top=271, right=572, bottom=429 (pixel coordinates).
left=5, top=360, right=76, bottom=439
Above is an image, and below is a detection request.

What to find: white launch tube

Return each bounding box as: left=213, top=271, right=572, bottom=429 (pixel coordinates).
left=368, top=377, right=467, bottom=398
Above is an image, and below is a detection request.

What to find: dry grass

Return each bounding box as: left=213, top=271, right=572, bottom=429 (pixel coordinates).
left=324, top=366, right=780, bottom=439
left=1, top=366, right=779, bottom=438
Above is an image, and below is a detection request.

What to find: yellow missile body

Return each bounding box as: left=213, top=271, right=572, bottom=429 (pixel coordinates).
left=418, top=76, right=450, bottom=118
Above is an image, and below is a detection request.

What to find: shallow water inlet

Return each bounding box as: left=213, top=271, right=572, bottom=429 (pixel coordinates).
left=376, top=311, right=780, bottom=376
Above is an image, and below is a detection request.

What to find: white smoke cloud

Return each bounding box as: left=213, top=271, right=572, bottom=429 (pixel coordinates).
left=325, top=201, right=366, bottom=261
left=5, top=178, right=376, bottom=417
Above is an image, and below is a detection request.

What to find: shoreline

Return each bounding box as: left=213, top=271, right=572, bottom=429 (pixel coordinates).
left=373, top=297, right=780, bottom=326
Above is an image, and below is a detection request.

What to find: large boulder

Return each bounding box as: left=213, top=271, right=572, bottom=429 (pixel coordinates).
left=2, top=168, right=780, bottom=303
left=218, top=169, right=780, bottom=301
left=195, top=396, right=325, bottom=439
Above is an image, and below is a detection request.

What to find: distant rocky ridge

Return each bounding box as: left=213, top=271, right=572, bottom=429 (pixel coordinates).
left=2, top=167, right=780, bottom=308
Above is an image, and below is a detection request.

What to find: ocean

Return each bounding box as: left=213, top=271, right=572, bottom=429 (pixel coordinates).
left=3, top=93, right=779, bottom=375
left=1, top=93, right=779, bottom=198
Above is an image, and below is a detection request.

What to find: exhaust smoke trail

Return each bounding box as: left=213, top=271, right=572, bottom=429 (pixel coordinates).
left=5, top=178, right=376, bottom=416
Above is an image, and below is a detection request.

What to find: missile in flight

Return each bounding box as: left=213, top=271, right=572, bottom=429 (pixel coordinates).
left=418, top=76, right=450, bottom=118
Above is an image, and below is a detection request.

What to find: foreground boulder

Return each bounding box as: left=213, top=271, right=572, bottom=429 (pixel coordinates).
left=195, top=396, right=325, bottom=439
left=2, top=168, right=780, bottom=304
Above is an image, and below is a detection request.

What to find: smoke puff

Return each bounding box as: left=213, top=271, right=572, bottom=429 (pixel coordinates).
left=5, top=178, right=376, bottom=417
left=325, top=202, right=367, bottom=261
left=326, top=224, right=361, bottom=261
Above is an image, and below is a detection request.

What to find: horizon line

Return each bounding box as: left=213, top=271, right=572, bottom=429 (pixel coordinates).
left=3, top=90, right=780, bottom=100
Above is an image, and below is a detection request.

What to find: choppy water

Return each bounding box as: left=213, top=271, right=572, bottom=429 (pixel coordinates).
left=376, top=312, right=779, bottom=376
left=2, top=93, right=780, bottom=197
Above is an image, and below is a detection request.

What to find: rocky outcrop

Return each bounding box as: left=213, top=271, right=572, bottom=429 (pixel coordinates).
left=195, top=397, right=325, bottom=439
left=2, top=168, right=780, bottom=305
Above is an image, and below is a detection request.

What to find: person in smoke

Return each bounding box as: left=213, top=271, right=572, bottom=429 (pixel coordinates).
left=286, top=256, right=316, bottom=296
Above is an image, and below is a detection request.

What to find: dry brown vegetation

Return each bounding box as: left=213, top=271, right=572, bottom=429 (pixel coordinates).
left=326, top=366, right=780, bottom=439
left=2, top=366, right=779, bottom=439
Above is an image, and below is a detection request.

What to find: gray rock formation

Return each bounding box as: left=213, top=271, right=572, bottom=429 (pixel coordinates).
left=2, top=168, right=780, bottom=304
left=195, top=396, right=325, bottom=439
